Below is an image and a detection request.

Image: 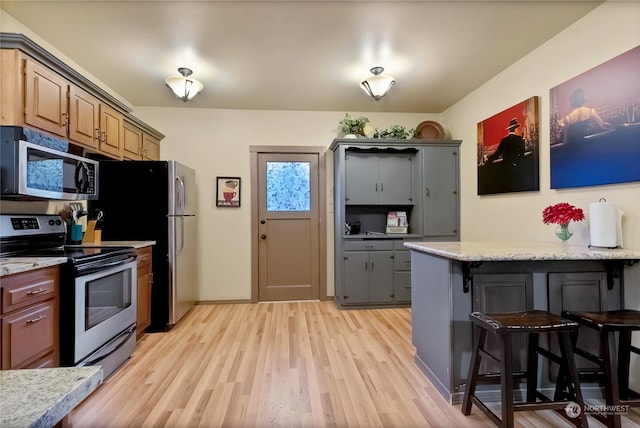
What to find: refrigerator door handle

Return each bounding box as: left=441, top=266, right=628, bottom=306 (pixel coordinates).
left=178, top=215, right=185, bottom=255
left=176, top=176, right=186, bottom=215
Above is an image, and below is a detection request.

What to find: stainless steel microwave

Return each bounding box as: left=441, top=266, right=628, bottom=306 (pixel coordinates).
left=1, top=139, right=99, bottom=200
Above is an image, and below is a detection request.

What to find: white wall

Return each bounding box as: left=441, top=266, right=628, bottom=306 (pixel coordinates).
left=442, top=1, right=640, bottom=249
left=133, top=108, right=436, bottom=301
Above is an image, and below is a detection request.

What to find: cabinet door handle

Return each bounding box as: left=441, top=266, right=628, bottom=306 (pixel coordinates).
left=95, top=128, right=101, bottom=141
left=26, top=315, right=46, bottom=324
left=371, top=262, right=374, bottom=270
left=375, top=183, right=378, bottom=192
left=425, top=187, right=430, bottom=197
left=365, top=262, right=368, bottom=270
left=27, top=288, right=48, bottom=295
left=380, top=183, right=384, bottom=192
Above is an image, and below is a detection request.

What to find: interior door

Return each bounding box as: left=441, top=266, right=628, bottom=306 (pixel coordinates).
left=257, top=153, right=319, bottom=301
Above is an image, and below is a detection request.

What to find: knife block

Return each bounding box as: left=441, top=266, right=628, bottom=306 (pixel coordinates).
left=82, top=220, right=102, bottom=244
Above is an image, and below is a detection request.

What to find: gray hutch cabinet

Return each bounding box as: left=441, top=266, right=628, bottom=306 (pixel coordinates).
left=330, top=138, right=461, bottom=308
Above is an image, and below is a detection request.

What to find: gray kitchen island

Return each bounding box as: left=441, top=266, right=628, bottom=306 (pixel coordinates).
left=405, top=241, right=640, bottom=404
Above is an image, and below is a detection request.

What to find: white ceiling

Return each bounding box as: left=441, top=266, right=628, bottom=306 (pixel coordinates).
left=1, top=1, right=603, bottom=113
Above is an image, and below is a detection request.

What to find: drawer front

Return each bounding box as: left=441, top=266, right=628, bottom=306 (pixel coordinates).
left=344, top=240, right=393, bottom=251
left=394, top=250, right=411, bottom=271
left=2, top=267, right=58, bottom=314
left=394, top=272, right=412, bottom=302
left=2, top=301, right=56, bottom=369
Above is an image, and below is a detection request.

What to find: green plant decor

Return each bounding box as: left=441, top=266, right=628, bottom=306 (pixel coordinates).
left=375, top=125, right=414, bottom=139
left=339, top=113, right=370, bottom=136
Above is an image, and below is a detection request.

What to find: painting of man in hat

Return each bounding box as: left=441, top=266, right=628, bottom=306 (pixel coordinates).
left=477, top=97, right=539, bottom=195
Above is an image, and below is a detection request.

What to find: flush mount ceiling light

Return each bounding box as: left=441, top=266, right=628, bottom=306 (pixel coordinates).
left=360, top=66, right=396, bottom=101
left=165, top=67, right=204, bottom=102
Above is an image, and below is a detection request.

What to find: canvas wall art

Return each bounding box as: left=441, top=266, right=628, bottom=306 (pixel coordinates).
left=477, top=96, right=540, bottom=195
left=549, top=45, right=640, bottom=189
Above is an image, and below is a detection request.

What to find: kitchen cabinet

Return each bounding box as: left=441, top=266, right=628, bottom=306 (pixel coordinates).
left=97, top=103, right=124, bottom=158
left=392, top=242, right=412, bottom=303
left=407, top=241, right=631, bottom=404
left=142, top=132, right=160, bottom=160
left=123, top=120, right=160, bottom=161
left=472, top=273, right=534, bottom=374
left=136, top=246, right=153, bottom=339
left=331, top=138, right=461, bottom=309
left=423, top=146, right=460, bottom=238
left=1, top=37, right=164, bottom=159
left=23, top=57, right=69, bottom=138
left=1, top=266, right=59, bottom=369
left=123, top=120, right=143, bottom=160
left=69, top=85, right=101, bottom=150
left=343, top=240, right=394, bottom=304
left=345, top=151, right=413, bottom=205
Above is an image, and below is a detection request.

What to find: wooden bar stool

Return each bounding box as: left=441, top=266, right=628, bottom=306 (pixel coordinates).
left=559, top=310, right=640, bottom=428
left=462, top=310, right=588, bottom=428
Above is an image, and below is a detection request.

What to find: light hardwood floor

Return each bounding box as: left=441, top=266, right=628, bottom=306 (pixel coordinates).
left=69, top=301, right=639, bottom=427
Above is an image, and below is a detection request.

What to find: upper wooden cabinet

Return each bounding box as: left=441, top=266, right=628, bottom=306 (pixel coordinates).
left=98, top=103, right=124, bottom=158
left=123, top=120, right=160, bottom=160
left=1, top=34, right=164, bottom=158
left=69, top=85, right=100, bottom=150
left=23, top=57, right=69, bottom=138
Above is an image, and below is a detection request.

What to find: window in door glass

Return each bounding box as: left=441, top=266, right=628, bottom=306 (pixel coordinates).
left=266, top=161, right=310, bottom=211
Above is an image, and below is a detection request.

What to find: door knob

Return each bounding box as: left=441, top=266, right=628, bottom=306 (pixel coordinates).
left=261, top=234, right=267, bottom=239
left=260, top=220, right=266, bottom=224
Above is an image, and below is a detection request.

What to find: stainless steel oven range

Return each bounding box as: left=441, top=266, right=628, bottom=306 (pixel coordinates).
left=0, top=214, right=137, bottom=378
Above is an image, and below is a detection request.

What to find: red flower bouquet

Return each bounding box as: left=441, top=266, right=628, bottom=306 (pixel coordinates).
left=542, top=202, right=585, bottom=225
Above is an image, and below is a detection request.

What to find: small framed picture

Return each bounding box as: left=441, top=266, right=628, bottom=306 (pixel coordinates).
left=216, top=177, right=241, bottom=207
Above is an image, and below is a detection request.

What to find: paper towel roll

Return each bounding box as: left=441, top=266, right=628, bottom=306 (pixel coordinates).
left=589, top=201, right=621, bottom=248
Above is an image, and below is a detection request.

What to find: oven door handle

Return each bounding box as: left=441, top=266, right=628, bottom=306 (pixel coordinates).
left=75, top=255, right=137, bottom=276
left=81, top=324, right=136, bottom=367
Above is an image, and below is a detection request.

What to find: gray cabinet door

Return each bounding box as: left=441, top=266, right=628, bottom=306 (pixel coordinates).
left=548, top=271, right=611, bottom=374
left=345, top=152, right=413, bottom=205
left=345, top=152, right=378, bottom=204
left=343, top=251, right=370, bottom=303
left=472, top=273, right=534, bottom=374
left=370, top=251, right=394, bottom=302
left=423, top=146, right=459, bottom=237
left=378, top=154, right=413, bottom=205
left=393, top=271, right=411, bottom=302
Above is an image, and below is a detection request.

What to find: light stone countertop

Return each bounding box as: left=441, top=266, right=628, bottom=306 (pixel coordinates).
left=0, top=366, right=102, bottom=428
left=0, top=257, right=67, bottom=277
left=404, top=241, right=640, bottom=262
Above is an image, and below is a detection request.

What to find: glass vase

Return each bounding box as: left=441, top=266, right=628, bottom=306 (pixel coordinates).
left=555, top=222, right=573, bottom=243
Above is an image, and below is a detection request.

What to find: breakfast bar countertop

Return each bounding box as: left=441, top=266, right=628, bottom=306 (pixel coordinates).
left=0, top=366, right=103, bottom=428
left=404, top=241, right=640, bottom=262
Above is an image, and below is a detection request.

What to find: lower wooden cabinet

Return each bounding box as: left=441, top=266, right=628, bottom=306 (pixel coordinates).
left=136, top=246, right=153, bottom=339
left=1, top=266, right=60, bottom=369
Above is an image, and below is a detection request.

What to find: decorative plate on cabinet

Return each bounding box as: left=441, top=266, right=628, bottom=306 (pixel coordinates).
left=415, top=121, right=445, bottom=139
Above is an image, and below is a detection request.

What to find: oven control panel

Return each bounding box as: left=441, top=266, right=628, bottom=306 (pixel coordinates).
left=0, top=214, right=66, bottom=238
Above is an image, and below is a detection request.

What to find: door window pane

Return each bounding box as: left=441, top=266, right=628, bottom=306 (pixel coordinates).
left=266, top=161, right=310, bottom=211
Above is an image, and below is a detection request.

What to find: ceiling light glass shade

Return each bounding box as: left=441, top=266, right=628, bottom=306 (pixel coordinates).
left=360, top=66, right=395, bottom=101
left=165, top=67, right=204, bottom=101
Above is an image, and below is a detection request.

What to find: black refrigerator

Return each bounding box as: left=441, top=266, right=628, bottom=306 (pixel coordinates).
left=91, top=160, right=197, bottom=331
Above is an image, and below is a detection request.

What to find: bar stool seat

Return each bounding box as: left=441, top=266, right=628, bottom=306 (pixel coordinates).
left=559, top=310, right=640, bottom=428
left=462, top=310, right=588, bottom=428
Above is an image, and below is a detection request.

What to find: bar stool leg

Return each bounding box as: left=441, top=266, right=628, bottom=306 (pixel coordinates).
left=500, top=333, right=514, bottom=428
left=618, top=330, right=632, bottom=399
left=600, top=330, right=621, bottom=428
left=557, top=331, right=588, bottom=428
left=462, top=327, right=487, bottom=415
left=526, top=333, right=539, bottom=403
